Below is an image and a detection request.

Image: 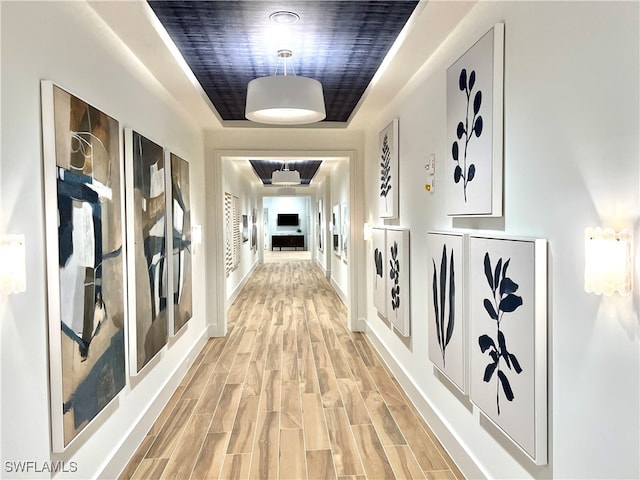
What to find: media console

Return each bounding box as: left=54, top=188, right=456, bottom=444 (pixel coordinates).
left=271, top=234, right=305, bottom=251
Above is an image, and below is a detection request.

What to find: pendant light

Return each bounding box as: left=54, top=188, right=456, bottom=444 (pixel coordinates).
left=245, top=49, right=326, bottom=125
left=271, top=161, right=301, bottom=185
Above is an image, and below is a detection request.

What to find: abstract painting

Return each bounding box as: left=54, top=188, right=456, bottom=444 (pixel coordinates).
left=386, top=228, right=410, bottom=336
left=332, top=204, right=341, bottom=257
left=41, top=82, right=126, bottom=451
left=469, top=235, right=547, bottom=464
left=379, top=118, right=399, bottom=219
left=427, top=232, right=466, bottom=393
left=124, top=129, right=168, bottom=374
left=169, top=153, right=192, bottom=335
left=446, top=24, right=504, bottom=217
left=371, top=227, right=387, bottom=316
left=224, top=193, right=233, bottom=274
left=341, top=202, right=348, bottom=262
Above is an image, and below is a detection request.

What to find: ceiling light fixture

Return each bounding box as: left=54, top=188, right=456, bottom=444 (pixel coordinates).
left=269, top=11, right=300, bottom=25
left=245, top=49, right=326, bottom=125
left=271, top=162, right=301, bottom=185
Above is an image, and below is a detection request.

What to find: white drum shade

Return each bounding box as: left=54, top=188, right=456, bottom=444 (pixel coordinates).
left=245, top=75, right=326, bottom=125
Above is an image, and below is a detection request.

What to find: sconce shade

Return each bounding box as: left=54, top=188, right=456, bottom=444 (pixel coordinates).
left=584, top=227, right=632, bottom=296
left=191, top=225, right=203, bottom=246
left=246, top=75, right=326, bottom=125
left=0, top=234, right=26, bottom=294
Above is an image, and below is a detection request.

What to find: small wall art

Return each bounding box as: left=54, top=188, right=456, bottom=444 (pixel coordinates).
left=318, top=198, right=324, bottom=252
left=41, top=81, right=126, bottom=451
left=332, top=204, right=341, bottom=257
left=169, top=152, right=192, bottom=335
left=251, top=207, right=257, bottom=252
left=341, top=201, right=348, bottom=262
left=379, top=118, right=399, bottom=219
left=427, top=232, right=467, bottom=393
left=469, top=234, right=547, bottom=464
left=371, top=227, right=387, bottom=316
left=386, top=227, right=410, bottom=336
left=446, top=24, right=504, bottom=217
left=124, top=129, right=169, bottom=374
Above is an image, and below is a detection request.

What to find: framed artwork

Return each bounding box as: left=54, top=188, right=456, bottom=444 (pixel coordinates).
left=251, top=208, right=257, bottom=252
left=386, top=228, right=410, bottom=337
left=242, top=215, right=249, bottom=243
left=124, top=129, right=168, bottom=374
left=371, top=227, right=387, bottom=316
left=341, top=202, right=348, bottom=262
left=332, top=204, right=341, bottom=257
left=469, top=235, right=547, bottom=465
left=427, top=232, right=467, bottom=394
left=318, top=198, right=324, bottom=252
left=446, top=23, right=504, bottom=217
left=169, top=153, right=192, bottom=335
left=379, top=118, right=399, bottom=219
left=224, top=193, right=233, bottom=275
left=41, top=81, right=126, bottom=451
left=232, top=196, right=240, bottom=268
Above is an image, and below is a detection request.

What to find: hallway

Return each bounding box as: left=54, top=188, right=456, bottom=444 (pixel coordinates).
left=119, top=261, right=463, bottom=479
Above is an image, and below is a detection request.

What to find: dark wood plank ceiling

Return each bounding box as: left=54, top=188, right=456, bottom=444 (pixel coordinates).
left=249, top=160, right=322, bottom=185
left=148, top=1, right=419, bottom=123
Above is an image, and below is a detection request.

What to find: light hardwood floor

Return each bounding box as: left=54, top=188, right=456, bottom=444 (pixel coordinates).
left=119, top=260, right=464, bottom=480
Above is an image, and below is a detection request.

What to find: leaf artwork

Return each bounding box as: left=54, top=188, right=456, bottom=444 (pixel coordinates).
left=380, top=132, right=392, bottom=207
left=479, top=252, right=523, bottom=415
left=389, top=241, right=400, bottom=315
left=374, top=248, right=383, bottom=288
left=452, top=68, right=483, bottom=202
left=432, top=245, right=455, bottom=367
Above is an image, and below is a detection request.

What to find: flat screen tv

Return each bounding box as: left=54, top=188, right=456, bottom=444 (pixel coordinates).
left=277, top=213, right=299, bottom=226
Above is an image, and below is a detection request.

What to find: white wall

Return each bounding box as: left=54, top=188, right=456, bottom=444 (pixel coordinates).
left=329, top=160, right=350, bottom=300
left=222, top=160, right=258, bottom=305
left=363, top=2, right=639, bottom=479
left=1, top=2, right=208, bottom=478
left=263, top=196, right=310, bottom=250
left=314, top=180, right=330, bottom=274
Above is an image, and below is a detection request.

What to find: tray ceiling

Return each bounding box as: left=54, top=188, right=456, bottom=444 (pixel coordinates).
left=147, top=1, right=419, bottom=123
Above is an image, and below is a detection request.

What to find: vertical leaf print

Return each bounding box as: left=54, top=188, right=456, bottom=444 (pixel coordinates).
left=374, top=248, right=383, bottom=288
left=451, top=68, right=483, bottom=202
left=478, top=252, right=523, bottom=415
left=389, top=241, right=400, bottom=317
left=380, top=133, right=391, bottom=208
left=432, top=244, right=456, bottom=366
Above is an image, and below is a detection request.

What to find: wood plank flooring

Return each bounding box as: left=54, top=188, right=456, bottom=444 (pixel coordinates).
left=120, top=261, right=464, bottom=480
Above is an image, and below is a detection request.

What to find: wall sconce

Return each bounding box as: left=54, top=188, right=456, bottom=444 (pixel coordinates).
left=363, top=223, right=372, bottom=241
left=584, top=227, right=632, bottom=296
left=192, top=225, right=203, bottom=246
left=0, top=234, right=27, bottom=294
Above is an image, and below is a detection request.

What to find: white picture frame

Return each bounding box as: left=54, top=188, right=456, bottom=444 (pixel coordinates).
left=332, top=204, right=341, bottom=257
left=446, top=23, right=504, bottom=217
left=469, top=234, right=547, bottom=465
left=341, top=201, right=348, bottom=263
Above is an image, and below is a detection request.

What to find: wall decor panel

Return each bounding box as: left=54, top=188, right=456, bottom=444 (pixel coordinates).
left=378, top=118, right=399, bottom=219
left=469, top=235, right=547, bottom=464
left=124, top=129, right=169, bottom=374
left=169, top=153, right=192, bottom=335
left=446, top=23, right=504, bottom=217
left=386, top=228, right=410, bottom=336
left=42, top=81, right=126, bottom=451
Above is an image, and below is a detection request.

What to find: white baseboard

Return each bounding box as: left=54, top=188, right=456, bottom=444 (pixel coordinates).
left=226, top=260, right=258, bottom=308
left=364, top=325, right=485, bottom=480
left=330, top=277, right=347, bottom=304
left=99, top=328, right=209, bottom=479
